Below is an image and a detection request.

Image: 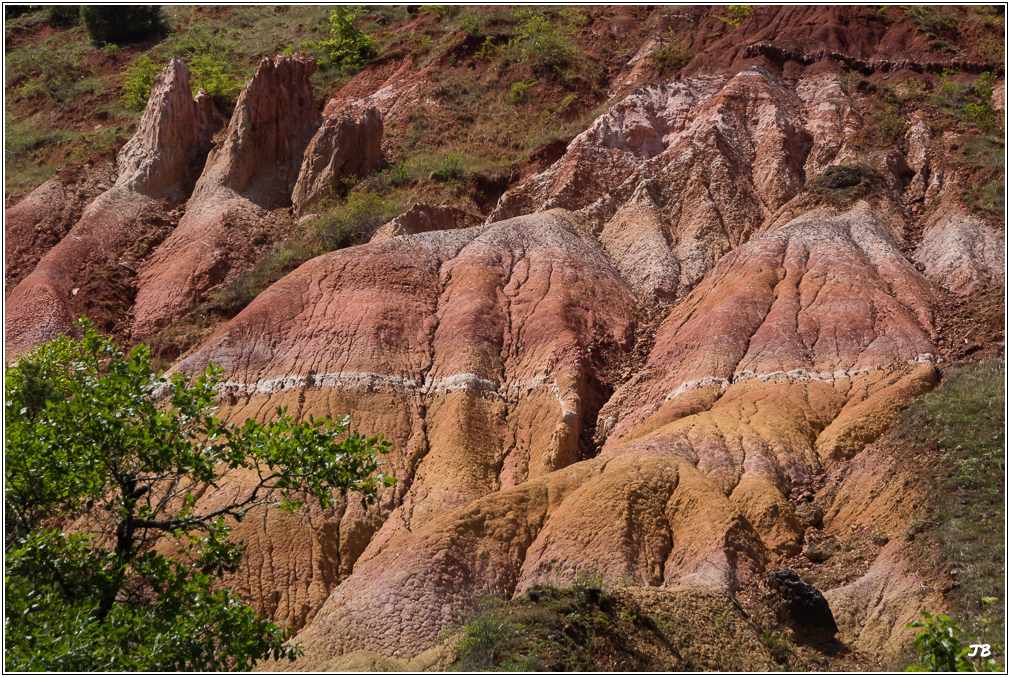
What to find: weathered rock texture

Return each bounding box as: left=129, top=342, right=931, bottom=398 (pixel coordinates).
left=5, top=8, right=1005, bottom=667
left=170, top=210, right=638, bottom=628
left=131, top=54, right=321, bottom=338
left=5, top=156, right=119, bottom=292
left=128, top=53, right=1004, bottom=666
left=172, top=198, right=942, bottom=663
left=370, top=202, right=479, bottom=242
left=490, top=67, right=882, bottom=309
left=5, top=59, right=221, bottom=355
left=292, top=107, right=383, bottom=216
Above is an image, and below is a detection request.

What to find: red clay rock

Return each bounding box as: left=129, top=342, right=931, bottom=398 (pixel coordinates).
left=488, top=76, right=726, bottom=223
left=132, top=54, right=321, bottom=338
left=369, top=202, right=478, bottom=242
left=5, top=59, right=221, bottom=356
left=171, top=210, right=638, bottom=629
left=168, top=195, right=947, bottom=665
left=496, top=67, right=835, bottom=306
left=5, top=156, right=118, bottom=292
left=292, top=107, right=383, bottom=216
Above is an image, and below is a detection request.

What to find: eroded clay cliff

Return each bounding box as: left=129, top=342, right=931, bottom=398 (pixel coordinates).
left=4, top=5, right=1005, bottom=670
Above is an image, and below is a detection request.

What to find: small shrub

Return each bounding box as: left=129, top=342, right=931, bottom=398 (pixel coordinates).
left=477, top=36, right=498, bottom=60
left=122, top=53, right=246, bottom=112
left=499, top=655, right=548, bottom=671
left=187, top=53, right=246, bottom=110
left=869, top=101, right=909, bottom=144
left=388, top=162, right=409, bottom=187
left=307, top=190, right=411, bottom=251
left=906, top=612, right=1003, bottom=672
left=451, top=595, right=520, bottom=672
left=459, top=11, right=482, bottom=37
left=762, top=630, right=795, bottom=665
left=429, top=153, right=468, bottom=182
left=957, top=134, right=1005, bottom=221
left=977, top=35, right=1005, bottom=63
left=866, top=6, right=894, bottom=23
left=717, top=5, right=754, bottom=28
left=317, top=7, right=377, bottom=71
left=808, top=161, right=880, bottom=194
left=203, top=242, right=314, bottom=318
left=905, top=5, right=958, bottom=41
left=47, top=5, right=81, bottom=25
left=6, top=6, right=43, bottom=19
left=964, top=72, right=1003, bottom=134
left=969, top=5, right=1003, bottom=27
left=420, top=5, right=459, bottom=19
left=870, top=532, right=890, bottom=546
left=508, top=78, right=539, bottom=105
left=931, top=69, right=971, bottom=116
left=80, top=5, right=164, bottom=46
left=896, top=77, right=928, bottom=102
left=514, top=9, right=576, bottom=71
left=122, top=55, right=162, bottom=110
left=651, top=43, right=692, bottom=74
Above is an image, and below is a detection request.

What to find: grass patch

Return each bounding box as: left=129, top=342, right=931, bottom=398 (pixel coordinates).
left=5, top=29, right=93, bottom=103
left=717, top=5, right=754, bottom=28
left=891, top=359, right=1006, bottom=653
left=905, top=5, right=959, bottom=52
left=956, top=134, right=1005, bottom=222
left=651, top=43, right=692, bottom=74
left=446, top=580, right=633, bottom=672
left=805, top=161, right=882, bottom=205
left=761, top=629, right=795, bottom=665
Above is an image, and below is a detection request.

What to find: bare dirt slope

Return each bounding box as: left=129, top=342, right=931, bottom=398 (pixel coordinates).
left=5, top=4, right=1005, bottom=671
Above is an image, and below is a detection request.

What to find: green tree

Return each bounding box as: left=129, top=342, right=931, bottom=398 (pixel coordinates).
left=514, top=9, right=576, bottom=71
left=318, top=6, right=377, bottom=70
left=4, top=320, right=394, bottom=671
left=47, top=5, right=81, bottom=25
left=80, top=5, right=164, bottom=46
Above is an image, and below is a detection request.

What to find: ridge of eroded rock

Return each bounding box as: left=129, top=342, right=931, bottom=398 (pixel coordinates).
left=5, top=59, right=221, bottom=356
left=132, top=54, right=321, bottom=338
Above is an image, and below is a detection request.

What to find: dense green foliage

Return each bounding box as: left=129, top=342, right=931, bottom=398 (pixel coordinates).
left=121, top=55, right=163, bottom=110
left=317, top=6, right=377, bottom=70
left=4, top=5, right=41, bottom=19
left=80, top=5, right=164, bottom=46
left=46, top=5, right=81, bottom=26
left=5, top=321, right=394, bottom=671
left=513, top=9, right=576, bottom=71
left=905, top=612, right=1002, bottom=672
left=122, top=51, right=247, bottom=111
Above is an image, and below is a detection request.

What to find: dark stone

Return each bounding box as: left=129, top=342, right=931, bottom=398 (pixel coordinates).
left=768, top=568, right=838, bottom=645
left=818, top=164, right=866, bottom=189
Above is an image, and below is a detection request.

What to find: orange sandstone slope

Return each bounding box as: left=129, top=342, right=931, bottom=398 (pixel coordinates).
left=4, top=4, right=1006, bottom=669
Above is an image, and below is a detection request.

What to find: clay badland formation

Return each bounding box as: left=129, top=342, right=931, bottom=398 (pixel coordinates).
left=5, top=5, right=1006, bottom=671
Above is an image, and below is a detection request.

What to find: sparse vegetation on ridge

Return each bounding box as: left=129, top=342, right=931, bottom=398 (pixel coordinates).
left=892, top=359, right=1006, bottom=663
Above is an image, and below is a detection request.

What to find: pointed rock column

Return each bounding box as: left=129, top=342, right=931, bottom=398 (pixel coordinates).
left=292, top=106, right=383, bottom=216
left=5, top=59, right=221, bottom=356
left=132, top=54, right=321, bottom=338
